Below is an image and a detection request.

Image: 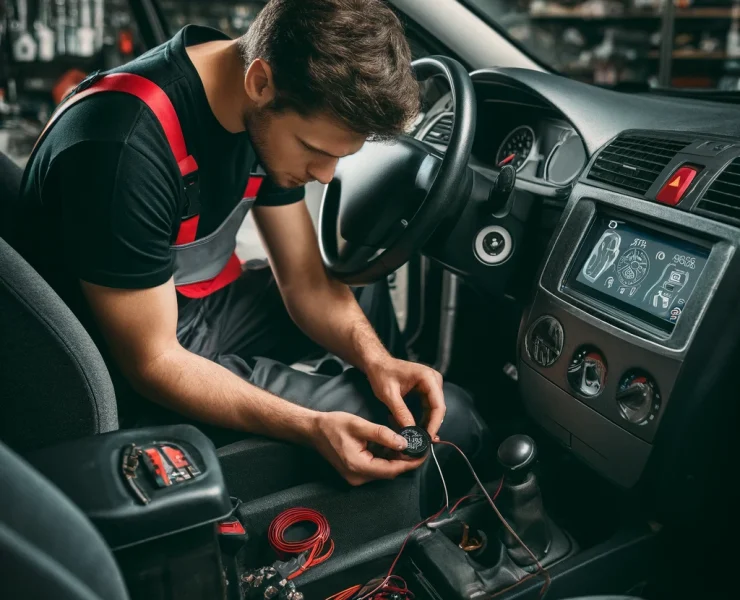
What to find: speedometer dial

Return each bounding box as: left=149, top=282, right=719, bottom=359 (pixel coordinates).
left=496, top=125, right=535, bottom=171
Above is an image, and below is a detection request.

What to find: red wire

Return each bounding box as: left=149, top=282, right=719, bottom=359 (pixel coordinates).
left=268, top=507, right=334, bottom=579
left=325, top=584, right=362, bottom=600
left=353, top=502, right=449, bottom=600
left=448, top=477, right=503, bottom=514
left=326, top=442, right=546, bottom=600
left=435, top=441, right=551, bottom=599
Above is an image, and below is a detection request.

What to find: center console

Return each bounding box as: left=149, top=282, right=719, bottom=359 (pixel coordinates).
left=519, top=180, right=740, bottom=488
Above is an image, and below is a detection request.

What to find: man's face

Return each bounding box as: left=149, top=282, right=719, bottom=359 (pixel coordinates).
left=245, top=108, right=367, bottom=189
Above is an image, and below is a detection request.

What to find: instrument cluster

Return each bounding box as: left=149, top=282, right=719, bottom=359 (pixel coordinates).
left=494, top=120, right=587, bottom=187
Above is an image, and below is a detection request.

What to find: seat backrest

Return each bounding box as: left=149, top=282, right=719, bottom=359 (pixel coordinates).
left=0, top=150, right=22, bottom=242
left=0, top=151, right=118, bottom=451
left=0, top=439, right=129, bottom=600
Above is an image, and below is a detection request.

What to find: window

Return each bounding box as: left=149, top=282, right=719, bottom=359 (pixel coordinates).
left=460, top=0, right=740, bottom=90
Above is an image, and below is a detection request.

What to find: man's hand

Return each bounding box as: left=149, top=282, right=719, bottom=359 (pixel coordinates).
left=366, top=358, right=446, bottom=440
left=310, top=412, right=425, bottom=486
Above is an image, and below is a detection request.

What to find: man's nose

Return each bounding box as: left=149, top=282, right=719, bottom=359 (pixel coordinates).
left=308, top=157, right=339, bottom=185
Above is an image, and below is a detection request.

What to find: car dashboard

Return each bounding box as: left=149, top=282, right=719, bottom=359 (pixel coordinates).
left=416, top=68, right=740, bottom=513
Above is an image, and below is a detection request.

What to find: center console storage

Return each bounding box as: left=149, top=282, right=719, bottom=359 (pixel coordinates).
left=28, top=425, right=234, bottom=600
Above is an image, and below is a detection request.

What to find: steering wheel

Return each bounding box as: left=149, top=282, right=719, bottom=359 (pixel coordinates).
left=319, top=56, right=476, bottom=285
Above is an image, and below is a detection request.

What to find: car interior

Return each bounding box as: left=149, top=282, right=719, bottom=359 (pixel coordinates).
left=1, top=1, right=739, bottom=599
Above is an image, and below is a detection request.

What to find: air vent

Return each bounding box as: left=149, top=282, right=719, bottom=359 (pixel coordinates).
left=422, top=112, right=453, bottom=145
left=697, top=158, right=740, bottom=222
left=589, top=134, right=693, bottom=196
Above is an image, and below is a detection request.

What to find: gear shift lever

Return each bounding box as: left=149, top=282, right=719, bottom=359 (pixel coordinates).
left=496, top=435, right=551, bottom=566
left=497, top=434, right=537, bottom=484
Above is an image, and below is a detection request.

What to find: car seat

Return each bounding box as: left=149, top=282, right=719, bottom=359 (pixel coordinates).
left=0, top=150, right=118, bottom=451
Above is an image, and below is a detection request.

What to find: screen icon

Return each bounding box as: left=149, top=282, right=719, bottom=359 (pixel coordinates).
left=582, top=231, right=621, bottom=283
left=656, top=251, right=665, bottom=261
left=630, top=287, right=638, bottom=296
left=652, top=290, right=672, bottom=309
left=609, top=220, right=618, bottom=229
left=670, top=307, right=682, bottom=322
left=605, top=277, right=614, bottom=288
left=619, top=287, right=626, bottom=294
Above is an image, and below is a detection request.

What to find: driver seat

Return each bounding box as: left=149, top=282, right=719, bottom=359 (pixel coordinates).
left=0, top=150, right=118, bottom=451
left=0, top=437, right=645, bottom=600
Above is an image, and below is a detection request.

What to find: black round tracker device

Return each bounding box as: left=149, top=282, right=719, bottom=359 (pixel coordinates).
left=399, top=426, right=430, bottom=457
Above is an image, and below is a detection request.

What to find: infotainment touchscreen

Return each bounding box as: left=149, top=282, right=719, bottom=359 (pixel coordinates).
left=565, top=217, right=709, bottom=330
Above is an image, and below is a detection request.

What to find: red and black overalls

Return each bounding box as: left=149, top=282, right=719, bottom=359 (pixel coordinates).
left=28, top=71, right=262, bottom=299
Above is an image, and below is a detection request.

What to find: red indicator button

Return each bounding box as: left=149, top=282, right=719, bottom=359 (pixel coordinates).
left=218, top=520, right=246, bottom=535
left=656, top=166, right=699, bottom=206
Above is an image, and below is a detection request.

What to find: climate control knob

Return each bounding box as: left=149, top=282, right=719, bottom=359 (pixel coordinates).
left=567, top=346, right=607, bottom=397
left=617, top=371, right=661, bottom=425
left=525, top=315, right=564, bottom=368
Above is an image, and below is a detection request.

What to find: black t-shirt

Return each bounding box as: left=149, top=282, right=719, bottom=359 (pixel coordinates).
left=18, top=25, right=304, bottom=324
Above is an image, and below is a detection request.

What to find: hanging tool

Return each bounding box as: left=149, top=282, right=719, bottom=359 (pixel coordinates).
left=93, top=0, right=104, bottom=51
left=66, top=0, right=79, bottom=56
left=35, top=0, right=56, bottom=62
left=77, top=0, right=95, bottom=57
left=55, top=0, right=66, bottom=55
left=13, top=0, right=38, bottom=62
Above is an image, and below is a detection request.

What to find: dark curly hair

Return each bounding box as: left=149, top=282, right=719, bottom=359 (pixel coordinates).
left=238, top=0, right=421, bottom=140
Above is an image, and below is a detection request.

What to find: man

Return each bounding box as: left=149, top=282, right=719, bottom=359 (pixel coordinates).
left=16, top=0, right=489, bottom=486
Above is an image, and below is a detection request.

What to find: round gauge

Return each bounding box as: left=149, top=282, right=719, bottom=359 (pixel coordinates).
left=496, top=125, right=535, bottom=171
left=545, top=134, right=587, bottom=185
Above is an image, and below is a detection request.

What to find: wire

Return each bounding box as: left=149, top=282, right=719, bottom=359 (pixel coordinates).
left=430, top=444, right=449, bottom=510
left=354, top=504, right=449, bottom=600
left=448, top=477, right=503, bottom=515
left=326, top=442, right=542, bottom=600
left=268, top=507, right=334, bottom=579
left=325, top=584, right=362, bottom=600
left=434, top=440, right=551, bottom=599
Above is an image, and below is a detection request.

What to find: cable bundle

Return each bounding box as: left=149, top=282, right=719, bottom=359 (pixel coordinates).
left=325, top=441, right=550, bottom=600
left=268, top=507, right=334, bottom=579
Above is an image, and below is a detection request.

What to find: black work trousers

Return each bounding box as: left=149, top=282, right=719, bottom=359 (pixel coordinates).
left=174, top=266, right=491, bottom=504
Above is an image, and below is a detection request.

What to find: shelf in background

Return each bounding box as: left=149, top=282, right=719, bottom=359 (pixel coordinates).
left=530, top=7, right=740, bottom=22
left=648, top=50, right=736, bottom=60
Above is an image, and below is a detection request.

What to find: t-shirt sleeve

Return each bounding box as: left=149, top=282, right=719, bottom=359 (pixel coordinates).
left=254, top=176, right=306, bottom=207
left=42, top=140, right=180, bottom=289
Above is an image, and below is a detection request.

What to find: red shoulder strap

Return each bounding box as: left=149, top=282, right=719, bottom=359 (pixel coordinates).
left=33, top=73, right=197, bottom=177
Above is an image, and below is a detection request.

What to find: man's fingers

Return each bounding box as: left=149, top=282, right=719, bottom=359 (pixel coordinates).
left=419, top=374, right=446, bottom=439
left=354, top=418, right=409, bottom=452
left=381, top=387, right=416, bottom=429
left=362, top=454, right=424, bottom=480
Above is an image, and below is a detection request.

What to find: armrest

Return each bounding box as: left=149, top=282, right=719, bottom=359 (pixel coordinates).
left=26, top=425, right=232, bottom=551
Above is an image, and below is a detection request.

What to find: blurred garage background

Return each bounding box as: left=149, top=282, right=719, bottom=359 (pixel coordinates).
left=2, top=0, right=740, bottom=332
left=3, top=0, right=740, bottom=166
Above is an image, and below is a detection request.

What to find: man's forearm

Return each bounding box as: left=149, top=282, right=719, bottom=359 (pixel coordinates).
left=283, top=280, right=392, bottom=372
left=132, top=345, right=319, bottom=444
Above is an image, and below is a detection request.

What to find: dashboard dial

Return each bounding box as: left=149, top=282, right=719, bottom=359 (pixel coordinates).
left=496, top=125, right=535, bottom=171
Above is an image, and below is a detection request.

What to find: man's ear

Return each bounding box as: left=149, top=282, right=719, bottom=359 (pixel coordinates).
left=244, top=58, right=276, bottom=107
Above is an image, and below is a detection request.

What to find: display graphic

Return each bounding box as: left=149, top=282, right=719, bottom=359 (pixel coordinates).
left=616, top=248, right=650, bottom=287
left=582, top=230, right=621, bottom=282
left=570, top=219, right=709, bottom=329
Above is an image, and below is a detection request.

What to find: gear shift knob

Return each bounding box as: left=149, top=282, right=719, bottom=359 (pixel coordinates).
left=497, top=435, right=537, bottom=482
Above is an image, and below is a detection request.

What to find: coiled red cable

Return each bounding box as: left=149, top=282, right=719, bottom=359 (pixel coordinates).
left=268, top=507, right=334, bottom=579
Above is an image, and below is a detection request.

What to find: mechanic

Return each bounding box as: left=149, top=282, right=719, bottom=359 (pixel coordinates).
left=15, top=0, right=489, bottom=487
